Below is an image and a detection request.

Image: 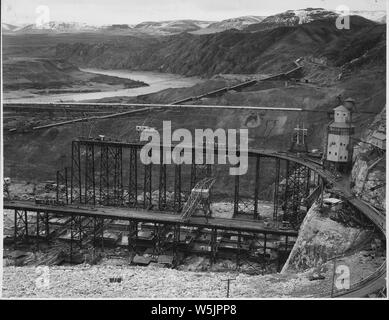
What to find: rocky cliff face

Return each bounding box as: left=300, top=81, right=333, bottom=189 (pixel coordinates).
left=282, top=107, right=386, bottom=274
left=351, top=107, right=386, bottom=210
left=281, top=201, right=372, bottom=273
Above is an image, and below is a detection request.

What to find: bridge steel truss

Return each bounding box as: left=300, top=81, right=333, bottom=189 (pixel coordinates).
left=10, top=207, right=298, bottom=268
left=56, top=139, right=323, bottom=229
left=56, top=168, right=69, bottom=204
left=13, top=209, right=50, bottom=249
left=282, top=160, right=317, bottom=228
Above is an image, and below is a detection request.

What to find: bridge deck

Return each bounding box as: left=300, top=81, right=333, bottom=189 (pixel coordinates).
left=3, top=200, right=298, bottom=236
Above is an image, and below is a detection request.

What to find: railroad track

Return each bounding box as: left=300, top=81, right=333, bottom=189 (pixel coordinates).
left=270, top=152, right=386, bottom=297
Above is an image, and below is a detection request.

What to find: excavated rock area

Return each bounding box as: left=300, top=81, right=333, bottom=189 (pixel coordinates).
left=2, top=247, right=383, bottom=298
left=3, top=195, right=383, bottom=298
left=351, top=108, right=386, bottom=211
left=281, top=201, right=377, bottom=273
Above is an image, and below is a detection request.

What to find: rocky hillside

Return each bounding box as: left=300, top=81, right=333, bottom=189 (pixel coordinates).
left=55, top=16, right=385, bottom=77
left=199, top=16, right=266, bottom=34
left=134, top=20, right=213, bottom=35
left=2, top=22, right=20, bottom=32
left=244, top=8, right=386, bottom=33
left=244, top=8, right=338, bottom=32
left=2, top=57, right=147, bottom=91
left=351, top=107, right=386, bottom=211
left=350, top=10, right=386, bottom=24
left=282, top=105, right=386, bottom=276
left=281, top=202, right=374, bottom=273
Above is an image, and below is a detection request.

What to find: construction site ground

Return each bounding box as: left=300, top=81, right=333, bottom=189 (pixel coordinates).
left=2, top=180, right=291, bottom=278
left=2, top=181, right=384, bottom=298
left=2, top=249, right=383, bottom=298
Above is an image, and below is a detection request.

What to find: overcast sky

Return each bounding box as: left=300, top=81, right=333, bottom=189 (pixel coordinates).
left=2, top=0, right=386, bottom=25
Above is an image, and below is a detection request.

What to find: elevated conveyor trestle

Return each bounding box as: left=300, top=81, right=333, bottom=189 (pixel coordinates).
left=181, top=177, right=216, bottom=221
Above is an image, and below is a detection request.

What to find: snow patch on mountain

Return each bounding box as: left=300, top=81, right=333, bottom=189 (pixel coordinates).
left=207, top=16, right=266, bottom=30
left=134, top=20, right=214, bottom=34
left=349, top=10, right=386, bottom=24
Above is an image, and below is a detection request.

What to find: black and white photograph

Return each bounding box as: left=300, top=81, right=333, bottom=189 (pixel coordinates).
left=0, top=0, right=387, bottom=302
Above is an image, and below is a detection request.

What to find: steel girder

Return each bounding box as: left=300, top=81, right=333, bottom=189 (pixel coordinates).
left=64, top=140, right=322, bottom=227
left=92, top=217, right=105, bottom=249
left=283, top=160, right=310, bottom=228
left=113, top=146, right=124, bottom=206
left=128, top=147, right=138, bottom=207
left=233, top=167, right=254, bottom=216
left=153, top=223, right=163, bottom=254
left=253, top=155, right=261, bottom=220
left=35, top=211, right=50, bottom=249
left=273, top=158, right=281, bottom=221
left=84, top=143, right=96, bottom=205
left=14, top=209, right=29, bottom=245
left=190, top=148, right=212, bottom=189
left=127, top=220, right=138, bottom=253
left=143, top=163, right=152, bottom=209
left=159, top=163, right=167, bottom=210
left=233, top=156, right=266, bottom=218
left=99, top=144, right=123, bottom=206
left=11, top=207, right=301, bottom=271
left=56, top=167, right=69, bottom=204
left=174, top=164, right=182, bottom=212
left=69, top=214, right=96, bottom=259
left=71, top=141, right=82, bottom=203
left=190, top=163, right=212, bottom=189
left=99, top=144, right=109, bottom=205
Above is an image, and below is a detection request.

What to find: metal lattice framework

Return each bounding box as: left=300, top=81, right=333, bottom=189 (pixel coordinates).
left=56, top=167, right=69, bottom=204
left=13, top=210, right=50, bottom=249
left=71, top=141, right=82, bottom=203
left=191, top=163, right=212, bottom=189
left=234, top=156, right=282, bottom=220
left=99, top=144, right=123, bottom=206
left=273, top=158, right=281, bottom=221
left=14, top=209, right=29, bottom=245
left=7, top=133, right=386, bottom=296
left=68, top=214, right=98, bottom=260
left=143, top=162, right=152, bottom=209
left=158, top=162, right=167, bottom=210
left=283, top=160, right=311, bottom=228
left=63, top=139, right=322, bottom=229
left=127, top=220, right=139, bottom=253
left=128, top=147, right=138, bottom=207
left=36, top=211, right=50, bottom=243
left=85, top=143, right=96, bottom=205
left=190, top=146, right=212, bottom=189
left=181, top=177, right=216, bottom=221
left=174, top=164, right=182, bottom=212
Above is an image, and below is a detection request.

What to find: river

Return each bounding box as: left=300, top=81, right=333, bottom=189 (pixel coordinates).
left=5, top=69, right=203, bottom=103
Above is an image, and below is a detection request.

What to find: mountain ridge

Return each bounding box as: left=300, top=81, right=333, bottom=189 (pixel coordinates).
left=3, top=8, right=386, bottom=35
left=55, top=16, right=385, bottom=77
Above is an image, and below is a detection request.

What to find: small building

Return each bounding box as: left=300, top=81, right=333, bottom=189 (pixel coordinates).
left=325, top=102, right=355, bottom=172
left=323, top=198, right=343, bottom=211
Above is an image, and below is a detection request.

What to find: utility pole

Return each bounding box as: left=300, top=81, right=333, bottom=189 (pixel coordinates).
left=291, top=122, right=308, bottom=153
left=294, top=123, right=308, bottom=145
left=222, top=278, right=236, bottom=298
